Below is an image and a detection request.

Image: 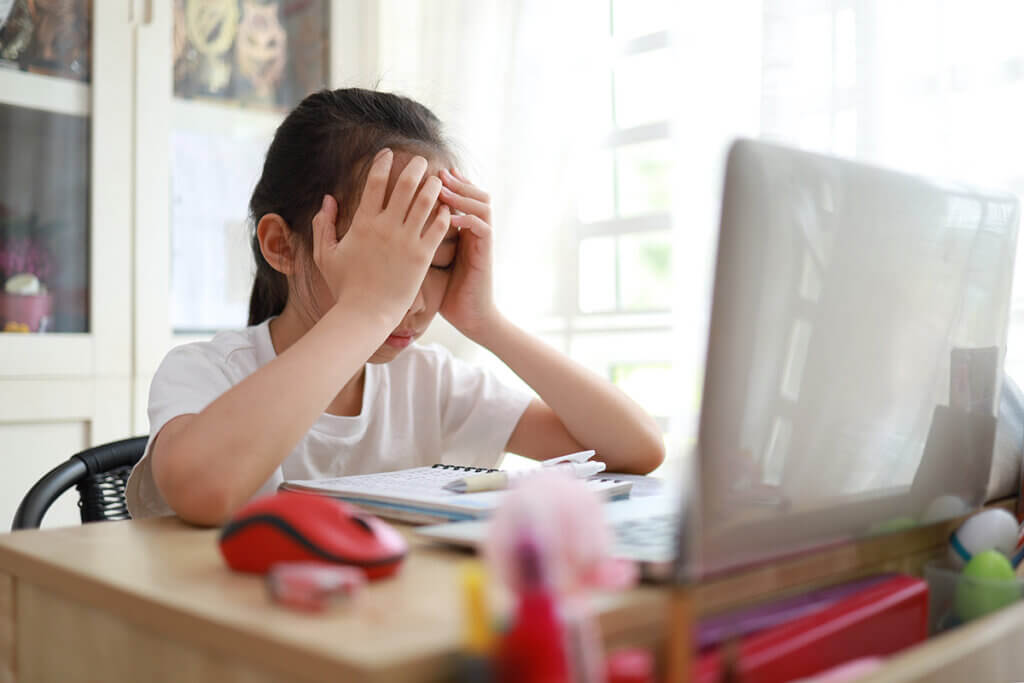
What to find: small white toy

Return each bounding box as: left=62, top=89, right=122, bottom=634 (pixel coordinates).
left=948, top=508, right=1019, bottom=569
left=4, top=273, right=41, bottom=295
left=920, top=495, right=972, bottom=524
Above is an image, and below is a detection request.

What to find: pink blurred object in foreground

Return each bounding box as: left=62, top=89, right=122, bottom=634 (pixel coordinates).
left=483, top=471, right=637, bottom=596
left=487, top=471, right=636, bottom=683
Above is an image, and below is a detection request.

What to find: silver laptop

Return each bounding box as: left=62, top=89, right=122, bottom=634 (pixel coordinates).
left=418, top=139, right=1021, bottom=583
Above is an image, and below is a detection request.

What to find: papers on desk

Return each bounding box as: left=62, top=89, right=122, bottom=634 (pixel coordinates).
left=280, top=464, right=634, bottom=525
left=600, top=473, right=666, bottom=497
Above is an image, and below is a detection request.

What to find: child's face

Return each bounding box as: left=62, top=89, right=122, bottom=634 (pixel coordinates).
left=367, top=151, right=457, bottom=363
left=304, top=150, right=457, bottom=363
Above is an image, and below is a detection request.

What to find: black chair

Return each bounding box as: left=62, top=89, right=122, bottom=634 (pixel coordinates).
left=12, top=436, right=148, bottom=530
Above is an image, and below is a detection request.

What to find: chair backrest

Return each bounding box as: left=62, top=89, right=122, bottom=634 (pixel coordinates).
left=12, top=436, right=148, bottom=530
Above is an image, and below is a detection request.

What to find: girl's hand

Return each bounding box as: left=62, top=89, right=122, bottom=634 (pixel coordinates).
left=312, top=150, right=451, bottom=325
left=438, top=168, right=501, bottom=341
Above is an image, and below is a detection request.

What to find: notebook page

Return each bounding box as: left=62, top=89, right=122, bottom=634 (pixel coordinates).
left=280, top=465, right=633, bottom=520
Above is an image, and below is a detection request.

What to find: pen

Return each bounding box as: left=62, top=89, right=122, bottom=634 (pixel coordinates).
left=443, top=460, right=607, bottom=493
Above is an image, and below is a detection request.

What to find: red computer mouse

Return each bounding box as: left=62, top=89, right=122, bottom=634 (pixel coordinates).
left=218, top=492, right=408, bottom=580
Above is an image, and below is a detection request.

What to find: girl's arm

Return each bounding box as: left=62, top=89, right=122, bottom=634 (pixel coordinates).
left=438, top=169, right=665, bottom=474
left=479, top=317, right=665, bottom=474
left=152, top=303, right=394, bottom=526
left=153, top=152, right=451, bottom=525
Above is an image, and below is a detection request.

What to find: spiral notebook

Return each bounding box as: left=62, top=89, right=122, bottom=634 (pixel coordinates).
left=279, top=464, right=634, bottom=525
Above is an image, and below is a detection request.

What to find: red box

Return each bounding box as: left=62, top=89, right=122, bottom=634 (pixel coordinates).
left=696, top=574, right=928, bottom=683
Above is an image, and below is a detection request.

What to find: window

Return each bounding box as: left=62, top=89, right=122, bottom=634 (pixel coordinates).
left=552, top=0, right=676, bottom=435
left=760, top=0, right=1024, bottom=384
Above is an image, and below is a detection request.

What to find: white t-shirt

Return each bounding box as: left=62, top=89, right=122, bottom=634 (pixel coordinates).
left=126, top=319, right=533, bottom=519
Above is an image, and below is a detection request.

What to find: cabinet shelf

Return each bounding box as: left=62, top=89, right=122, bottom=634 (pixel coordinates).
left=0, top=333, right=94, bottom=377
left=0, top=69, right=89, bottom=117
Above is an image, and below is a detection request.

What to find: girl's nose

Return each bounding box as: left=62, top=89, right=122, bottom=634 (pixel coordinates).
left=408, top=286, right=427, bottom=315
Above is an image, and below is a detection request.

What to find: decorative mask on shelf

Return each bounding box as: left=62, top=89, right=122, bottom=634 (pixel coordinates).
left=173, top=0, right=186, bottom=64
left=25, top=0, right=91, bottom=81
left=235, top=0, right=287, bottom=104
left=0, top=0, right=35, bottom=65
left=185, top=0, right=238, bottom=95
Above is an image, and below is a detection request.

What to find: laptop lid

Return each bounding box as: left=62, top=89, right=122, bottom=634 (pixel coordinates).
left=695, top=140, right=1020, bottom=577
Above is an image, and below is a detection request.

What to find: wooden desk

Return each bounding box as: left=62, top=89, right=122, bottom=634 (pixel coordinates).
left=0, top=517, right=663, bottom=682
left=3, top=511, right=1024, bottom=682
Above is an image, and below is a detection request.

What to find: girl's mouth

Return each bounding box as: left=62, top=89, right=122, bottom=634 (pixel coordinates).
left=384, top=332, right=415, bottom=349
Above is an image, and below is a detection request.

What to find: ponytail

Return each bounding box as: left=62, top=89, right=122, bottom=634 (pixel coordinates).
left=247, top=247, right=288, bottom=326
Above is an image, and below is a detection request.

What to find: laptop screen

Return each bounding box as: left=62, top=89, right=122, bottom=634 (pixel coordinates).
left=696, top=140, right=1020, bottom=576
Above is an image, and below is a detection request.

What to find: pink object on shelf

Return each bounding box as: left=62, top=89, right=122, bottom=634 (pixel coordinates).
left=0, top=292, right=53, bottom=331
left=606, top=648, right=656, bottom=683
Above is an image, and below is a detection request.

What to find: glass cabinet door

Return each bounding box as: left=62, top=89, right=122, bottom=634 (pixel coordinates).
left=0, top=0, right=91, bottom=335
left=0, top=1, right=134, bottom=528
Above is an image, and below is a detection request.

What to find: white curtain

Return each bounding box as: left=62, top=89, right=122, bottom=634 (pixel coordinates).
left=667, top=2, right=763, bottom=467
left=373, top=0, right=609, bottom=378
left=367, top=1, right=765, bottom=476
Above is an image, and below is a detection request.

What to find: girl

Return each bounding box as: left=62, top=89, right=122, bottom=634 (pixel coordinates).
left=126, top=88, right=664, bottom=526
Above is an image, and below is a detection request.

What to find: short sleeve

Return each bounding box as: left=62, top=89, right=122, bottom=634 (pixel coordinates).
left=432, top=347, right=533, bottom=469
left=126, top=344, right=237, bottom=519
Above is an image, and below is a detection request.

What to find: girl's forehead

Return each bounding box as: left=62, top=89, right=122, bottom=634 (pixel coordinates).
left=386, top=149, right=448, bottom=185
left=380, top=150, right=450, bottom=214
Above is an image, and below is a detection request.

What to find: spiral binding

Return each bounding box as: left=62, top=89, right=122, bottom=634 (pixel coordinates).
left=430, top=463, right=621, bottom=483
left=430, top=464, right=498, bottom=473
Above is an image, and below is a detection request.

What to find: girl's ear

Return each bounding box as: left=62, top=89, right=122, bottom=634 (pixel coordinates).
left=256, top=213, right=297, bottom=275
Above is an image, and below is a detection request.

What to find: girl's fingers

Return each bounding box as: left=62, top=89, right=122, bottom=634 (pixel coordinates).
left=357, top=148, right=393, bottom=216
left=385, top=155, right=429, bottom=219
left=423, top=204, right=451, bottom=245
left=441, top=168, right=490, bottom=203
left=405, top=175, right=443, bottom=233
left=450, top=212, right=492, bottom=238
left=439, top=185, right=491, bottom=220
left=312, top=194, right=339, bottom=265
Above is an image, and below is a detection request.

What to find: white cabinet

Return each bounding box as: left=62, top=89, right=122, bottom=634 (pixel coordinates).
left=0, top=1, right=134, bottom=527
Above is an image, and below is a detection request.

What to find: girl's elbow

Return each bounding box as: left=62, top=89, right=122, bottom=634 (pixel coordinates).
left=155, top=457, right=236, bottom=527
left=163, top=479, right=235, bottom=527
left=175, top=492, right=235, bottom=527
left=614, top=435, right=664, bottom=475
left=635, top=419, right=665, bottom=474
left=639, top=439, right=665, bottom=474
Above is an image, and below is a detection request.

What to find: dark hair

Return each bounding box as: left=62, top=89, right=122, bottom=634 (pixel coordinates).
left=247, top=88, right=453, bottom=325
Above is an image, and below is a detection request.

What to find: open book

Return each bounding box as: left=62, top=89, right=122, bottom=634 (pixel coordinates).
left=279, top=464, right=634, bottom=524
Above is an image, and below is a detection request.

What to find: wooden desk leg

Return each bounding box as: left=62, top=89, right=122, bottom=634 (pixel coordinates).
left=665, top=587, right=692, bottom=683
left=0, top=572, right=15, bottom=683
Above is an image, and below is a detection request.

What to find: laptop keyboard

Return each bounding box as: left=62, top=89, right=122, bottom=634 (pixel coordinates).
left=611, top=513, right=678, bottom=562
